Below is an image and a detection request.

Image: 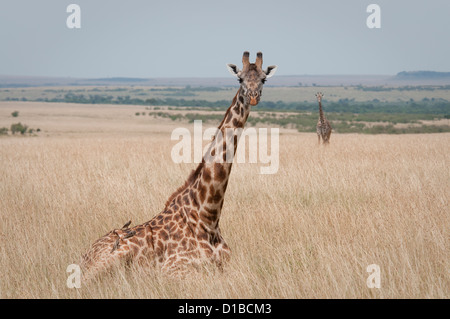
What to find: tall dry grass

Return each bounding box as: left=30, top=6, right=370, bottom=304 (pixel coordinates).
left=0, top=104, right=448, bottom=298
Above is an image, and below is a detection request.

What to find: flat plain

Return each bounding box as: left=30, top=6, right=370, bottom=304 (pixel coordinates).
left=0, top=101, right=448, bottom=298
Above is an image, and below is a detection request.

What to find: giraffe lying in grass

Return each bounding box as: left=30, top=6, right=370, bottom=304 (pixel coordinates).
left=80, top=51, right=277, bottom=281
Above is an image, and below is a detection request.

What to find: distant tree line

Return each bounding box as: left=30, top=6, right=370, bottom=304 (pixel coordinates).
left=4, top=91, right=449, bottom=115
left=145, top=110, right=450, bottom=134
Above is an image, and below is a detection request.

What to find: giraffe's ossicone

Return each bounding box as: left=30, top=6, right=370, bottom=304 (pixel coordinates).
left=79, top=52, right=277, bottom=282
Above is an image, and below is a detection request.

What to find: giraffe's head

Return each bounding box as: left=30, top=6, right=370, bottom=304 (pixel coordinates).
left=315, top=92, right=324, bottom=103
left=226, top=51, right=277, bottom=106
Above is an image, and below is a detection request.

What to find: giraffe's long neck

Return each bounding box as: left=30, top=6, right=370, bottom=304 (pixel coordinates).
left=180, top=88, right=250, bottom=235
left=318, top=100, right=325, bottom=125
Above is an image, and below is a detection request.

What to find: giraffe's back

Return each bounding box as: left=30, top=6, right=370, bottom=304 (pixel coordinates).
left=80, top=223, right=155, bottom=281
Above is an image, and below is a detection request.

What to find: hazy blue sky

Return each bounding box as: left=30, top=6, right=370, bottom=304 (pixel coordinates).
left=0, top=0, right=449, bottom=78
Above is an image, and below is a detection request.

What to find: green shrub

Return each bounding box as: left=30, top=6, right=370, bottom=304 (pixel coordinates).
left=10, top=122, right=28, bottom=135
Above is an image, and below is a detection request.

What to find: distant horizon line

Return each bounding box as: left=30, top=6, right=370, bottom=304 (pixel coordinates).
left=0, top=73, right=395, bottom=79
left=2, top=71, right=450, bottom=80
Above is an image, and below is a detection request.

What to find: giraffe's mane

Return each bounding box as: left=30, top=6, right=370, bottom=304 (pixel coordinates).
left=216, top=91, right=238, bottom=129
left=164, top=161, right=204, bottom=208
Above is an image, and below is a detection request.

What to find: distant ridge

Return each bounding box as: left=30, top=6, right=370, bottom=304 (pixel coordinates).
left=395, top=71, right=450, bottom=80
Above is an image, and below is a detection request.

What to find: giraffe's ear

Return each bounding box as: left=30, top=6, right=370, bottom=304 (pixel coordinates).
left=264, top=65, right=278, bottom=78
left=226, top=64, right=240, bottom=78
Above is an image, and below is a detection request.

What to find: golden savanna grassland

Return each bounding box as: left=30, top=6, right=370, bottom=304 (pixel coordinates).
left=0, top=101, right=448, bottom=298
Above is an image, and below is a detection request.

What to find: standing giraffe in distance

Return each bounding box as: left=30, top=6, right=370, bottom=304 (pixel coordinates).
left=315, top=92, right=332, bottom=145
left=79, top=52, right=277, bottom=281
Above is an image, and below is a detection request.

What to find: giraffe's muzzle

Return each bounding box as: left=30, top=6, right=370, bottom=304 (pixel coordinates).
left=248, top=92, right=260, bottom=106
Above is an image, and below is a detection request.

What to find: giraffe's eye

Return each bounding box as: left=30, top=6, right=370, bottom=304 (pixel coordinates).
left=261, top=78, right=266, bottom=84
left=238, top=78, right=243, bottom=84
